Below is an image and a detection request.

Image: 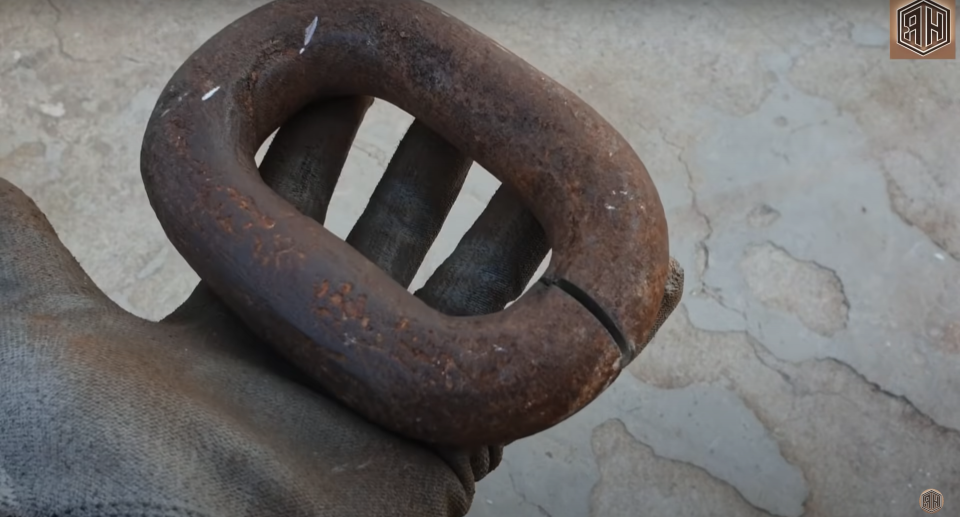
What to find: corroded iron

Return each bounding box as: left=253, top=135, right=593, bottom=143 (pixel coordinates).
left=140, top=0, right=671, bottom=447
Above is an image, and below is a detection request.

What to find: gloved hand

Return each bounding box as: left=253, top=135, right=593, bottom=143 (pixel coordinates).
left=0, top=96, right=683, bottom=517
left=0, top=97, right=523, bottom=517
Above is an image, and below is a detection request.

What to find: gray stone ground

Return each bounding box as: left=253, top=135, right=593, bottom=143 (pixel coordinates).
left=1, top=0, right=958, bottom=515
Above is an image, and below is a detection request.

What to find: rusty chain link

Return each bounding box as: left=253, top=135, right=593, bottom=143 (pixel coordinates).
left=140, top=0, right=678, bottom=447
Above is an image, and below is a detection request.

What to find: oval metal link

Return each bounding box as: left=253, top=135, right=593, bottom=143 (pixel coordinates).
left=141, top=0, right=670, bottom=447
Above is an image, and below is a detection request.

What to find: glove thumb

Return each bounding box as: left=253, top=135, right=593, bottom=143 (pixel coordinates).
left=0, top=178, right=112, bottom=315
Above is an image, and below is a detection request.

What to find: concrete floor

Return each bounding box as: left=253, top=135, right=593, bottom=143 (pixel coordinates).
left=1, top=0, right=959, bottom=515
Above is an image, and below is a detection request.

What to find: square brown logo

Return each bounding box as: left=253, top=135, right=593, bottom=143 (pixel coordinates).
left=891, top=0, right=956, bottom=59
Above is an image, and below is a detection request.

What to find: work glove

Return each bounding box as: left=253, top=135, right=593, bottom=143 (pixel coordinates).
left=0, top=96, right=682, bottom=517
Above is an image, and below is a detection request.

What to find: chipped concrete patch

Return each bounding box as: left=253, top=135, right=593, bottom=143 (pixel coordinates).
left=786, top=4, right=960, bottom=263
left=471, top=372, right=808, bottom=517
left=881, top=148, right=960, bottom=261
left=739, top=242, right=848, bottom=336
left=632, top=308, right=960, bottom=516
left=616, top=382, right=808, bottom=517
left=675, top=44, right=960, bottom=432
left=590, top=420, right=775, bottom=517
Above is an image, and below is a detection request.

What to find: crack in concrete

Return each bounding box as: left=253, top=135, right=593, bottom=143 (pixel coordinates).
left=814, top=357, right=960, bottom=438
left=681, top=293, right=960, bottom=500
left=653, top=115, right=946, bottom=440
left=687, top=284, right=954, bottom=440
left=659, top=129, right=748, bottom=322
left=506, top=470, right=554, bottom=517
left=701, top=280, right=748, bottom=322
left=647, top=125, right=949, bottom=497
left=668, top=315, right=812, bottom=514
left=745, top=332, right=795, bottom=388
left=733, top=336, right=960, bottom=470
left=882, top=171, right=960, bottom=263
left=660, top=129, right=713, bottom=251
left=45, top=0, right=107, bottom=65
left=610, top=418, right=781, bottom=517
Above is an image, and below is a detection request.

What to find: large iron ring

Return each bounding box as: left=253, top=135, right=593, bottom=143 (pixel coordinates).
left=140, top=0, right=670, bottom=447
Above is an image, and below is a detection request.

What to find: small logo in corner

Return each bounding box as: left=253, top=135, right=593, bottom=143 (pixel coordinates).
left=890, top=0, right=956, bottom=59
left=920, top=488, right=944, bottom=514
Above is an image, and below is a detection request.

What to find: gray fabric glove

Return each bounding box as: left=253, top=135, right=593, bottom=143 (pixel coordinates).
left=0, top=95, right=683, bottom=517
left=0, top=97, right=540, bottom=517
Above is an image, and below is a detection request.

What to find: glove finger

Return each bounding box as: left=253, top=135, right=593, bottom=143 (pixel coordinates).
left=326, top=119, right=504, bottom=486
left=345, top=120, right=471, bottom=287
left=0, top=179, right=112, bottom=313
left=164, top=97, right=372, bottom=322
left=259, top=96, right=374, bottom=222
left=415, top=185, right=549, bottom=316
left=415, top=186, right=547, bottom=485
left=416, top=191, right=685, bottom=338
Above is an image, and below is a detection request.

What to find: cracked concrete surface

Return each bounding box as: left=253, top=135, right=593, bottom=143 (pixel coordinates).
left=1, top=0, right=958, bottom=515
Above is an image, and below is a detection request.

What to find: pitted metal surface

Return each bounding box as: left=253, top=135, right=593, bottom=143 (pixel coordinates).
left=140, top=0, right=673, bottom=447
